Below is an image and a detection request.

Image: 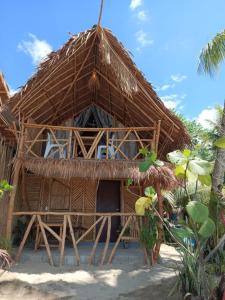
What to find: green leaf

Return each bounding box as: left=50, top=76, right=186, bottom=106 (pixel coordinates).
left=144, top=186, right=156, bottom=197
left=147, top=151, right=157, bottom=162
left=198, top=175, right=212, bottom=186
left=186, top=201, right=209, bottom=223
left=171, top=226, right=194, bottom=242
left=154, top=160, right=164, bottom=167
left=182, top=149, right=192, bottom=158
left=175, top=165, right=186, bottom=178
left=188, top=159, right=212, bottom=176
left=127, top=178, right=133, bottom=186
left=139, top=160, right=152, bottom=172
left=214, top=137, right=225, bottom=148
left=198, top=218, right=215, bottom=238
left=139, top=147, right=149, bottom=156
left=167, top=150, right=187, bottom=165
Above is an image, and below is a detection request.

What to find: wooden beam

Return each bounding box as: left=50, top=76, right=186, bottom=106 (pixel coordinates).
left=15, top=215, right=36, bottom=262
left=12, top=30, right=97, bottom=113
left=96, top=70, right=173, bottom=142
left=51, top=31, right=98, bottom=122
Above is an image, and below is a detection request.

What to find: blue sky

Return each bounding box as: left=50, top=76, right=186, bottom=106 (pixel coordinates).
left=1, top=0, right=225, bottom=127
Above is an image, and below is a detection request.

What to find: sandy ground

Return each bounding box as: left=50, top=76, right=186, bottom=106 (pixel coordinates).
left=0, top=244, right=182, bottom=300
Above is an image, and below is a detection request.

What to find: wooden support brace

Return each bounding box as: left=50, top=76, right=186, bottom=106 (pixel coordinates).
left=37, top=215, right=54, bottom=266
left=67, top=215, right=80, bottom=266
left=15, top=215, right=36, bottom=262
left=108, top=216, right=132, bottom=264
left=59, top=215, right=67, bottom=266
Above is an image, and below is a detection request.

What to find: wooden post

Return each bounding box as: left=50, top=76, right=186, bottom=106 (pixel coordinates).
left=153, top=182, right=164, bottom=263
left=155, top=120, right=161, bottom=155
left=6, top=122, right=25, bottom=239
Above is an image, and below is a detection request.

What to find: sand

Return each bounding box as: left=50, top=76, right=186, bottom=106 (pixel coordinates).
left=0, top=244, right=182, bottom=300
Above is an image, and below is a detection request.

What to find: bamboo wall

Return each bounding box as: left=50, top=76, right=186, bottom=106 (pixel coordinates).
left=14, top=174, right=141, bottom=240
left=0, top=138, right=14, bottom=236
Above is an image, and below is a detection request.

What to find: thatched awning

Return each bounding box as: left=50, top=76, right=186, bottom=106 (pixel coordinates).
left=21, top=158, right=178, bottom=191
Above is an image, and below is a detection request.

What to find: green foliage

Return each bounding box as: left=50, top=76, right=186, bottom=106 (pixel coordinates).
left=186, top=201, right=209, bottom=223
left=214, top=136, right=225, bottom=148
left=126, top=178, right=133, bottom=187
left=175, top=111, right=220, bottom=161
left=198, top=175, right=212, bottom=186
left=139, top=149, right=164, bottom=172
left=198, top=218, right=216, bottom=239
left=140, top=210, right=158, bottom=254
left=167, top=148, right=219, bottom=298
left=198, top=30, right=225, bottom=75
left=0, top=237, right=11, bottom=253
left=167, top=149, right=212, bottom=187
left=144, top=186, right=156, bottom=197
left=0, top=180, right=13, bottom=199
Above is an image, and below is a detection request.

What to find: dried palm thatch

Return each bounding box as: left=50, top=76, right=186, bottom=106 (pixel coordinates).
left=1, top=25, right=190, bottom=158
left=130, top=165, right=178, bottom=190
left=0, top=249, right=12, bottom=269
left=99, top=30, right=138, bottom=97
left=22, top=158, right=178, bottom=191
left=88, top=70, right=100, bottom=92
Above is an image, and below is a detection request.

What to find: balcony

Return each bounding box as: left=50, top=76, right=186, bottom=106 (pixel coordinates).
left=22, top=122, right=160, bottom=162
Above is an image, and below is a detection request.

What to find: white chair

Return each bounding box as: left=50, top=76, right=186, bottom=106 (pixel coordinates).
left=97, top=134, right=116, bottom=159
left=44, top=132, right=66, bottom=159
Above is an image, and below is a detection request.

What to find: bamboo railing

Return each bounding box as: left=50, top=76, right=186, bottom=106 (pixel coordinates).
left=13, top=211, right=147, bottom=266
left=22, top=122, right=161, bottom=161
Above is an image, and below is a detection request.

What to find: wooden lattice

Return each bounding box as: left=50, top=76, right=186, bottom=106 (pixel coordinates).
left=70, top=179, right=97, bottom=240
left=24, top=174, right=43, bottom=211
left=123, top=185, right=141, bottom=213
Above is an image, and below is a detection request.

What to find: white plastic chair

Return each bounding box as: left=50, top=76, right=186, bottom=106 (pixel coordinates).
left=97, top=134, right=116, bottom=159
left=44, top=132, right=66, bottom=159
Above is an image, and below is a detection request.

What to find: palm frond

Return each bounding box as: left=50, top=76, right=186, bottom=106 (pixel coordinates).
left=198, top=30, right=225, bottom=76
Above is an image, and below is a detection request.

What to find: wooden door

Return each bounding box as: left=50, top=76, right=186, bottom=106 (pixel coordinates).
left=96, top=180, right=121, bottom=242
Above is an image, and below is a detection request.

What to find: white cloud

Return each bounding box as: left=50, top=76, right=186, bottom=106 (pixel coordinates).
left=171, top=74, right=187, bottom=83
left=130, top=0, right=142, bottom=10
left=156, top=83, right=175, bottom=91
left=136, top=30, right=153, bottom=48
left=161, top=94, right=186, bottom=110
left=137, top=10, right=147, bottom=21
left=9, top=87, right=18, bottom=96
left=18, top=33, right=52, bottom=65
left=196, top=107, right=219, bottom=129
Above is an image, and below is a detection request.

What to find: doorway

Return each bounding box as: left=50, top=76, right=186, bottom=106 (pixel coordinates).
left=96, top=180, right=121, bottom=242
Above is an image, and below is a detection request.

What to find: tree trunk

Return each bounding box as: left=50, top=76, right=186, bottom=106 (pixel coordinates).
left=212, top=100, right=225, bottom=193
left=210, top=100, right=225, bottom=243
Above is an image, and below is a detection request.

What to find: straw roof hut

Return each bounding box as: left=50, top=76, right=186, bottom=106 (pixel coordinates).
left=0, top=26, right=189, bottom=255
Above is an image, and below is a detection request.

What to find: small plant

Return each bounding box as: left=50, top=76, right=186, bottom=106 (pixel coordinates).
left=0, top=180, right=13, bottom=269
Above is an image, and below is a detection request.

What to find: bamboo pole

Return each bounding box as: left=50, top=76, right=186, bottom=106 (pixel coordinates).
left=100, top=216, right=111, bottom=265
left=108, top=216, right=132, bottom=264
left=59, top=215, right=67, bottom=266
left=67, top=215, right=80, bottom=265
left=15, top=215, right=36, bottom=262
left=6, top=122, right=25, bottom=239
left=89, top=216, right=107, bottom=264
left=37, top=215, right=54, bottom=266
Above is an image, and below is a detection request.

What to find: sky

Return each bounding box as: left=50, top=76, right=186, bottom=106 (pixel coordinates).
left=1, top=0, right=225, bottom=128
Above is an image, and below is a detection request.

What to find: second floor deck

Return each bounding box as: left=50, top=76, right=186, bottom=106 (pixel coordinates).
left=22, top=121, right=161, bottom=162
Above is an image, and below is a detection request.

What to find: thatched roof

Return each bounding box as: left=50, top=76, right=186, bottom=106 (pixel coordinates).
left=22, top=158, right=178, bottom=191
left=0, top=73, right=16, bottom=141
left=0, top=72, right=10, bottom=105
left=4, top=26, right=190, bottom=157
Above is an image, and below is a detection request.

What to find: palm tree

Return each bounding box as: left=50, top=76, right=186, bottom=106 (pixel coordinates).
left=198, top=30, right=225, bottom=195
left=198, top=30, right=225, bottom=76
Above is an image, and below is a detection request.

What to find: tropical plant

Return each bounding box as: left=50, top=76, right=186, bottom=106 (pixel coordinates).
left=0, top=180, right=13, bottom=269
left=198, top=30, right=225, bottom=75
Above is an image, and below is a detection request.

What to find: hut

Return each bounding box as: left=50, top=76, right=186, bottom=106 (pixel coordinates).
left=0, top=25, right=190, bottom=265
